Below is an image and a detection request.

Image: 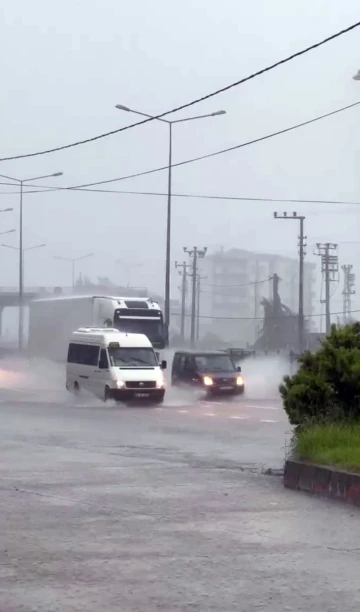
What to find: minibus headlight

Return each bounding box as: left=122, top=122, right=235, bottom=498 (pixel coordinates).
left=203, top=376, right=213, bottom=386
left=116, top=380, right=125, bottom=388
left=236, top=376, right=244, bottom=386
left=156, top=376, right=165, bottom=388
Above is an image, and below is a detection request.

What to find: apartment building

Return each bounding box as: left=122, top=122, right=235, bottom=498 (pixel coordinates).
left=199, top=247, right=317, bottom=345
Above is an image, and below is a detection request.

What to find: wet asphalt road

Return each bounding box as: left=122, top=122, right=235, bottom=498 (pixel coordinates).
left=1, top=361, right=360, bottom=610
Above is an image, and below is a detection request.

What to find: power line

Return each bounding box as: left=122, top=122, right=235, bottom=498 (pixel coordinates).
left=0, top=180, right=360, bottom=212
left=1, top=20, right=359, bottom=162
left=201, top=277, right=271, bottom=288
left=2, top=182, right=360, bottom=213
left=178, top=307, right=360, bottom=321
left=69, top=100, right=360, bottom=190
left=2, top=180, right=360, bottom=211
left=1, top=98, right=359, bottom=196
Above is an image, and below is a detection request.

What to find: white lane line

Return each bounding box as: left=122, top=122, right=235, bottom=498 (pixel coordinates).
left=177, top=409, right=189, bottom=413
left=261, top=419, right=278, bottom=423
left=203, top=412, right=216, bottom=417
left=246, top=405, right=279, bottom=410
left=154, top=407, right=164, bottom=411
left=230, top=415, right=249, bottom=420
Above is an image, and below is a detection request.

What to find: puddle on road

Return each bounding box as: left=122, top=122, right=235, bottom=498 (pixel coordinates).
left=0, top=355, right=288, bottom=407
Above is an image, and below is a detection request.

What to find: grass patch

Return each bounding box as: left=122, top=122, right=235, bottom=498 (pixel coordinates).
left=295, top=423, right=360, bottom=472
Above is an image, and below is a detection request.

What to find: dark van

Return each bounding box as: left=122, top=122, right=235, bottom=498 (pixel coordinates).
left=171, top=350, right=244, bottom=395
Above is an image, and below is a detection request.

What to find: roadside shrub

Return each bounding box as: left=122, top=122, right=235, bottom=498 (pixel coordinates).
left=280, top=322, right=360, bottom=426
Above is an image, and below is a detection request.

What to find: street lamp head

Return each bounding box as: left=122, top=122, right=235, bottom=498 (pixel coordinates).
left=203, top=247, right=207, bottom=254
left=52, top=172, right=63, bottom=177
left=4, top=208, right=13, bottom=212
left=115, top=104, right=131, bottom=112
left=352, top=70, right=360, bottom=81
left=273, top=211, right=277, bottom=218
left=211, top=110, right=226, bottom=116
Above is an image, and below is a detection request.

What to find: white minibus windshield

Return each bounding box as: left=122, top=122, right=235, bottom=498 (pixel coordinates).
left=108, top=347, right=158, bottom=367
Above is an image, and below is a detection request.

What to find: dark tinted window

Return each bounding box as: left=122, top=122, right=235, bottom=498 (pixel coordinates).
left=172, top=354, right=181, bottom=371
left=99, top=348, right=109, bottom=369
left=183, top=356, right=194, bottom=371
left=67, top=343, right=99, bottom=366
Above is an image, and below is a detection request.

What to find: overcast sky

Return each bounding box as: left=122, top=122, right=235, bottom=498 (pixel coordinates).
left=1, top=0, right=360, bottom=316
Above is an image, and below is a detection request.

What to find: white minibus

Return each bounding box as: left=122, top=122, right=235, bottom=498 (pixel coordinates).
left=66, top=328, right=166, bottom=403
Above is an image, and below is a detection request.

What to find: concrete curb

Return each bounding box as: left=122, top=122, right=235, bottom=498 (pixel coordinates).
left=284, top=459, right=360, bottom=507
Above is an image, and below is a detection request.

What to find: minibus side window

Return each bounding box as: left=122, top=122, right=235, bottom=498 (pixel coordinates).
left=67, top=343, right=99, bottom=366
left=99, top=349, right=109, bottom=370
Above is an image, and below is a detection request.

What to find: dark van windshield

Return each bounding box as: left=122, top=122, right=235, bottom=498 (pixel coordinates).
left=194, top=354, right=236, bottom=373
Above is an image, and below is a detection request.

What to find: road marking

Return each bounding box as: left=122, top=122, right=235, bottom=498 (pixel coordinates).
left=177, top=409, right=189, bottom=413
left=203, top=412, right=216, bottom=416
left=229, top=415, right=249, bottom=420
left=261, top=419, right=278, bottom=423
left=246, top=405, right=279, bottom=410
left=154, top=407, right=164, bottom=411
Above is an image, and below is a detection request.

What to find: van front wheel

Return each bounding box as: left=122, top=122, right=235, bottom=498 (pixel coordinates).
left=74, top=382, right=80, bottom=395
left=104, top=386, right=111, bottom=402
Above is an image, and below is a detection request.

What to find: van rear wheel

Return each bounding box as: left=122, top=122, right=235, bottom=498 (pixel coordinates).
left=74, top=382, right=80, bottom=395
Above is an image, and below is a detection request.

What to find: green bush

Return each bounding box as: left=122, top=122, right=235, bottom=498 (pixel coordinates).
left=280, top=322, right=360, bottom=426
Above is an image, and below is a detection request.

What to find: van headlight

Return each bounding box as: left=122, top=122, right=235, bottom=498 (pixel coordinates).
left=203, top=376, right=213, bottom=386
left=236, top=376, right=244, bottom=386
left=156, top=376, right=165, bottom=388
left=116, top=380, right=125, bottom=388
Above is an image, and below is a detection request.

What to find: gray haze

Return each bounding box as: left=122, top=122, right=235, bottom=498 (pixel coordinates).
left=1, top=0, right=360, bottom=321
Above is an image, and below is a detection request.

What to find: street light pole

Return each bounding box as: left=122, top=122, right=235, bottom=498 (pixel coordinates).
left=19, top=181, right=24, bottom=349
left=0, top=172, right=63, bottom=351
left=165, top=121, right=172, bottom=331
left=1, top=243, right=46, bottom=301
left=54, top=253, right=93, bottom=289
left=115, top=104, right=226, bottom=342
left=115, top=260, right=143, bottom=288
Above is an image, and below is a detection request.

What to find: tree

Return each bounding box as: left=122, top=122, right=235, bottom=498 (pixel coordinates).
left=280, top=322, right=360, bottom=426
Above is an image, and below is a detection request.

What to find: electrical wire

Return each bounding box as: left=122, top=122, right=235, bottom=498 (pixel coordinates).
left=66, top=100, right=360, bottom=190
left=2, top=181, right=360, bottom=209
left=200, top=277, right=271, bottom=289
left=1, top=98, right=360, bottom=197
left=1, top=20, right=359, bottom=162
left=179, top=307, right=360, bottom=321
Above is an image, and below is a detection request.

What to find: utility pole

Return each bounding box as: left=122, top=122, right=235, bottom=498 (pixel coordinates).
left=195, top=274, right=207, bottom=343
left=315, top=243, right=338, bottom=334
left=341, top=264, right=355, bottom=324
left=254, top=259, right=259, bottom=342
left=184, top=246, right=207, bottom=346
left=175, top=261, right=191, bottom=341
left=273, top=211, right=306, bottom=353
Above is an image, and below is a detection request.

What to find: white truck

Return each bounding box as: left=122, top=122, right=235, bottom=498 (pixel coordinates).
left=28, top=295, right=167, bottom=362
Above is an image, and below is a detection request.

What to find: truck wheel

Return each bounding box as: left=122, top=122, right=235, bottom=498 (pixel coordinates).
left=74, top=382, right=80, bottom=395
